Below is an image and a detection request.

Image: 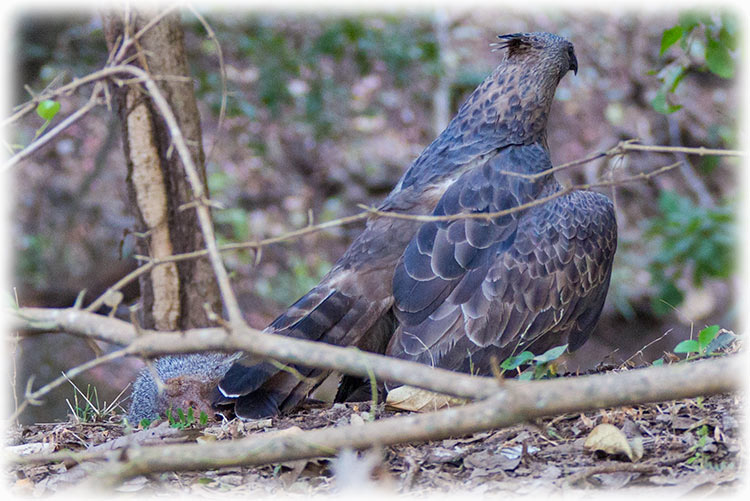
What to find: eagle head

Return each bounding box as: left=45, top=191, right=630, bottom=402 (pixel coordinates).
left=492, top=32, right=578, bottom=78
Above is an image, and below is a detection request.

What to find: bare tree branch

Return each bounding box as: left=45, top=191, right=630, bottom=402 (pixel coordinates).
left=11, top=307, right=498, bottom=404
left=8, top=354, right=740, bottom=489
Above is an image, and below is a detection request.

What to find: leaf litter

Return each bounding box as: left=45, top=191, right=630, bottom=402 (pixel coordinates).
left=6, top=391, right=742, bottom=497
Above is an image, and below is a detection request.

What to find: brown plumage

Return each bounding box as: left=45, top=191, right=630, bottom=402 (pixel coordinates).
left=216, top=32, right=617, bottom=419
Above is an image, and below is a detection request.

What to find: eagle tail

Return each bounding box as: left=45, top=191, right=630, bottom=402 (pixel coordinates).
left=216, top=285, right=372, bottom=418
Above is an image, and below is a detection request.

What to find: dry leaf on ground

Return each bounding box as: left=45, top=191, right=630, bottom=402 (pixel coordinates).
left=584, top=423, right=643, bottom=462
left=385, top=386, right=468, bottom=412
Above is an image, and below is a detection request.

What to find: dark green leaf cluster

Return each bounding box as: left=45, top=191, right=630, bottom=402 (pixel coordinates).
left=673, top=324, right=736, bottom=359
left=500, top=344, right=568, bottom=381
left=652, top=11, right=738, bottom=114
left=136, top=407, right=209, bottom=430
left=645, top=191, right=734, bottom=315
left=684, top=423, right=733, bottom=470
left=165, top=407, right=209, bottom=430
left=313, top=17, right=441, bottom=84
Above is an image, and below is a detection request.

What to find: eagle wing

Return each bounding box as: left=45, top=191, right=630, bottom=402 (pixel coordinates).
left=214, top=32, right=610, bottom=418
left=387, top=144, right=617, bottom=373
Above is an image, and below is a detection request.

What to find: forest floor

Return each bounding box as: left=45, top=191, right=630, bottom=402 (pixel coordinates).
left=6, top=387, right=743, bottom=497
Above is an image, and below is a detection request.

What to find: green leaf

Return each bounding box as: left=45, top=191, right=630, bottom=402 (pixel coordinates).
left=698, top=325, right=720, bottom=350
left=199, top=411, right=208, bottom=426
left=36, top=99, right=61, bottom=121
left=719, top=26, right=737, bottom=51
left=533, top=364, right=550, bottom=379
left=534, top=344, right=568, bottom=364
left=139, top=418, right=152, bottom=429
left=500, top=351, right=534, bottom=370
left=651, top=89, right=683, bottom=114
left=679, top=11, right=710, bottom=32
left=665, top=66, right=687, bottom=93
left=660, top=25, right=684, bottom=56
left=719, top=13, right=739, bottom=50
left=674, top=339, right=701, bottom=354
left=705, top=37, right=734, bottom=78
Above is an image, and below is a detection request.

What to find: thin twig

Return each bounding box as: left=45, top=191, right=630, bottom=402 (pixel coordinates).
left=84, top=211, right=371, bottom=312
left=3, top=83, right=105, bottom=170
left=4, top=62, right=140, bottom=128
left=564, top=462, right=659, bottom=486
left=495, top=139, right=743, bottom=182
left=361, top=161, right=683, bottom=224
left=111, top=5, right=180, bottom=65
left=497, top=149, right=609, bottom=181
left=9, top=346, right=130, bottom=423
left=616, top=142, right=744, bottom=157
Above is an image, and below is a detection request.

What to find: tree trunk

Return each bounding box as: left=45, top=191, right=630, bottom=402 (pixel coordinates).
left=103, top=10, right=222, bottom=330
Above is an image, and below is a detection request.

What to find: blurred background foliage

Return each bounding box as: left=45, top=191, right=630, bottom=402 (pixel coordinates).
left=645, top=191, right=735, bottom=316
left=9, top=8, right=740, bottom=423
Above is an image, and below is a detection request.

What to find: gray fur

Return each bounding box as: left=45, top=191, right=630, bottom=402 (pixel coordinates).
left=127, top=352, right=238, bottom=424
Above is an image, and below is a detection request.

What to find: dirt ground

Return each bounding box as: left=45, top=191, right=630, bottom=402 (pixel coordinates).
left=6, top=387, right=743, bottom=497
